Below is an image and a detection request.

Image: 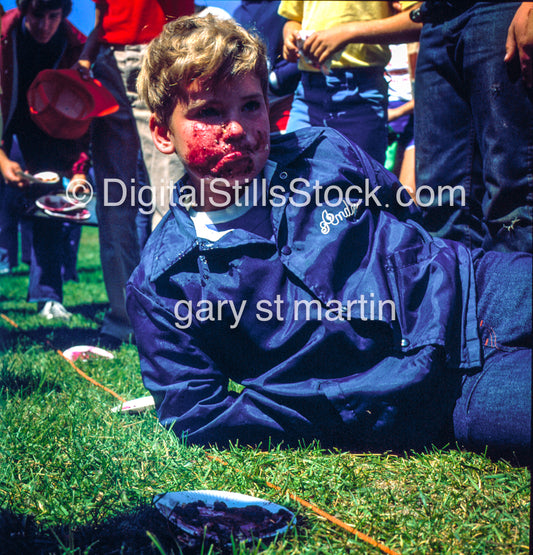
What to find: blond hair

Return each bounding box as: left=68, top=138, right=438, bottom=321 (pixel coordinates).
left=138, top=14, right=268, bottom=126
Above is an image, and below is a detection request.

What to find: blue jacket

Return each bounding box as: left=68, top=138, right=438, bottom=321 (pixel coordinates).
left=126, top=127, right=481, bottom=451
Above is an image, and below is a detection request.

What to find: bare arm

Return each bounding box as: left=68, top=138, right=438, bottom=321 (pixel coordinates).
left=73, top=3, right=106, bottom=78
left=505, top=2, right=533, bottom=87
left=388, top=98, right=415, bottom=122
left=302, top=4, right=423, bottom=66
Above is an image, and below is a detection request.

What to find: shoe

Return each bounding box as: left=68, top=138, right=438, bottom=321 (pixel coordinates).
left=97, top=332, right=124, bottom=350
left=38, top=301, right=72, bottom=320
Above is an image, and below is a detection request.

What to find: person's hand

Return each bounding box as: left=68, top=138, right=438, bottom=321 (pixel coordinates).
left=391, top=2, right=403, bottom=13
left=0, top=155, right=27, bottom=188
left=283, top=21, right=302, bottom=62
left=72, top=59, right=93, bottom=80
left=300, top=25, right=351, bottom=66
left=505, top=2, right=533, bottom=87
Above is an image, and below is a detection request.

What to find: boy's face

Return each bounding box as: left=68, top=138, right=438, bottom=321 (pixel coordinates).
left=151, top=72, right=270, bottom=210
left=24, top=7, right=63, bottom=44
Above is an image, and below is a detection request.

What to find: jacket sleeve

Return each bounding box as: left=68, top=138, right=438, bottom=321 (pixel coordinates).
left=126, top=280, right=320, bottom=448
left=127, top=276, right=471, bottom=452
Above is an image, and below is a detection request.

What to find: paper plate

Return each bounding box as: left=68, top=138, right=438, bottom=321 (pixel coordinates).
left=154, top=490, right=295, bottom=545
left=62, top=345, right=115, bottom=362
left=36, top=194, right=87, bottom=212
left=43, top=208, right=91, bottom=221
left=34, top=171, right=60, bottom=184
left=16, top=170, right=60, bottom=185
left=111, top=395, right=155, bottom=414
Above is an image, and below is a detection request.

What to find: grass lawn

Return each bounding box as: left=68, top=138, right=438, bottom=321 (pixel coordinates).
left=0, top=226, right=530, bottom=554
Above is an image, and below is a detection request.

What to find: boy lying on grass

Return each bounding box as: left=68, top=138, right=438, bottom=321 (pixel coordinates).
left=127, top=15, right=531, bottom=461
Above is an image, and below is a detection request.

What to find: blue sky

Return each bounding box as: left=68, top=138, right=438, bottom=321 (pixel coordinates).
left=1, top=1, right=241, bottom=35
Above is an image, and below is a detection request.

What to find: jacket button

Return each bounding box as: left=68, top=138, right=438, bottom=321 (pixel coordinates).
left=281, top=246, right=292, bottom=255
left=401, top=338, right=410, bottom=348
left=279, top=171, right=288, bottom=179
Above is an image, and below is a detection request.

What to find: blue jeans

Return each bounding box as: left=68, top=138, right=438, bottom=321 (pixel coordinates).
left=285, top=68, right=388, bottom=164
left=92, top=44, right=184, bottom=341
left=0, top=179, right=80, bottom=302
left=415, top=2, right=533, bottom=253
left=27, top=217, right=64, bottom=304
left=0, top=181, right=20, bottom=272
left=453, top=250, right=531, bottom=461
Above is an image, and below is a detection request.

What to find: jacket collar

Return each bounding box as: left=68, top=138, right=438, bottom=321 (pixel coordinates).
left=148, top=205, right=197, bottom=282
left=270, top=127, right=325, bottom=166
left=148, top=128, right=329, bottom=281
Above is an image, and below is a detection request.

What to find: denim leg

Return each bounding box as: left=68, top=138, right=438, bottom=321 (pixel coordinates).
left=0, top=180, right=22, bottom=271
left=415, top=18, right=487, bottom=249
left=454, top=349, right=531, bottom=461
left=92, top=45, right=141, bottom=341
left=326, top=69, right=388, bottom=165
left=285, top=74, right=339, bottom=133
left=135, top=152, right=152, bottom=251
left=132, top=78, right=185, bottom=230
left=20, top=219, right=32, bottom=265
left=465, top=3, right=533, bottom=252
left=92, top=44, right=184, bottom=340
left=453, top=251, right=532, bottom=460
left=27, top=218, right=63, bottom=304
left=286, top=69, right=388, bottom=164
left=61, top=222, right=81, bottom=282
left=107, top=44, right=184, bottom=231
left=415, top=2, right=532, bottom=253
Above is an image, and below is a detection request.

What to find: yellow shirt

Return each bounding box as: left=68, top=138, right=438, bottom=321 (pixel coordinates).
left=278, top=1, right=418, bottom=70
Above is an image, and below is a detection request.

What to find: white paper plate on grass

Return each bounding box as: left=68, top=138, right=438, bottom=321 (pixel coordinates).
left=63, top=345, right=115, bottom=362
left=154, top=490, right=295, bottom=545
left=111, top=395, right=155, bottom=413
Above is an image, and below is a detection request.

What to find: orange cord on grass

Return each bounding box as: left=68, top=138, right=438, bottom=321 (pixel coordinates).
left=1, top=312, right=126, bottom=403
left=2, top=312, right=399, bottom=553
left=1, top=312, right=20, bottom=329
left=206, top=453, right=401, bottom=555
left=57, top=349, right=126, bottom=402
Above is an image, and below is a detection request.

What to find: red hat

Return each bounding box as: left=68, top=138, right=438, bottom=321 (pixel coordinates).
left=27, top=69, right=119, bottom=140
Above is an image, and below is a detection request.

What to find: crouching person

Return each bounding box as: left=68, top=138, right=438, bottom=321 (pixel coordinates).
left=126, top=15, right=531, bottom=462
